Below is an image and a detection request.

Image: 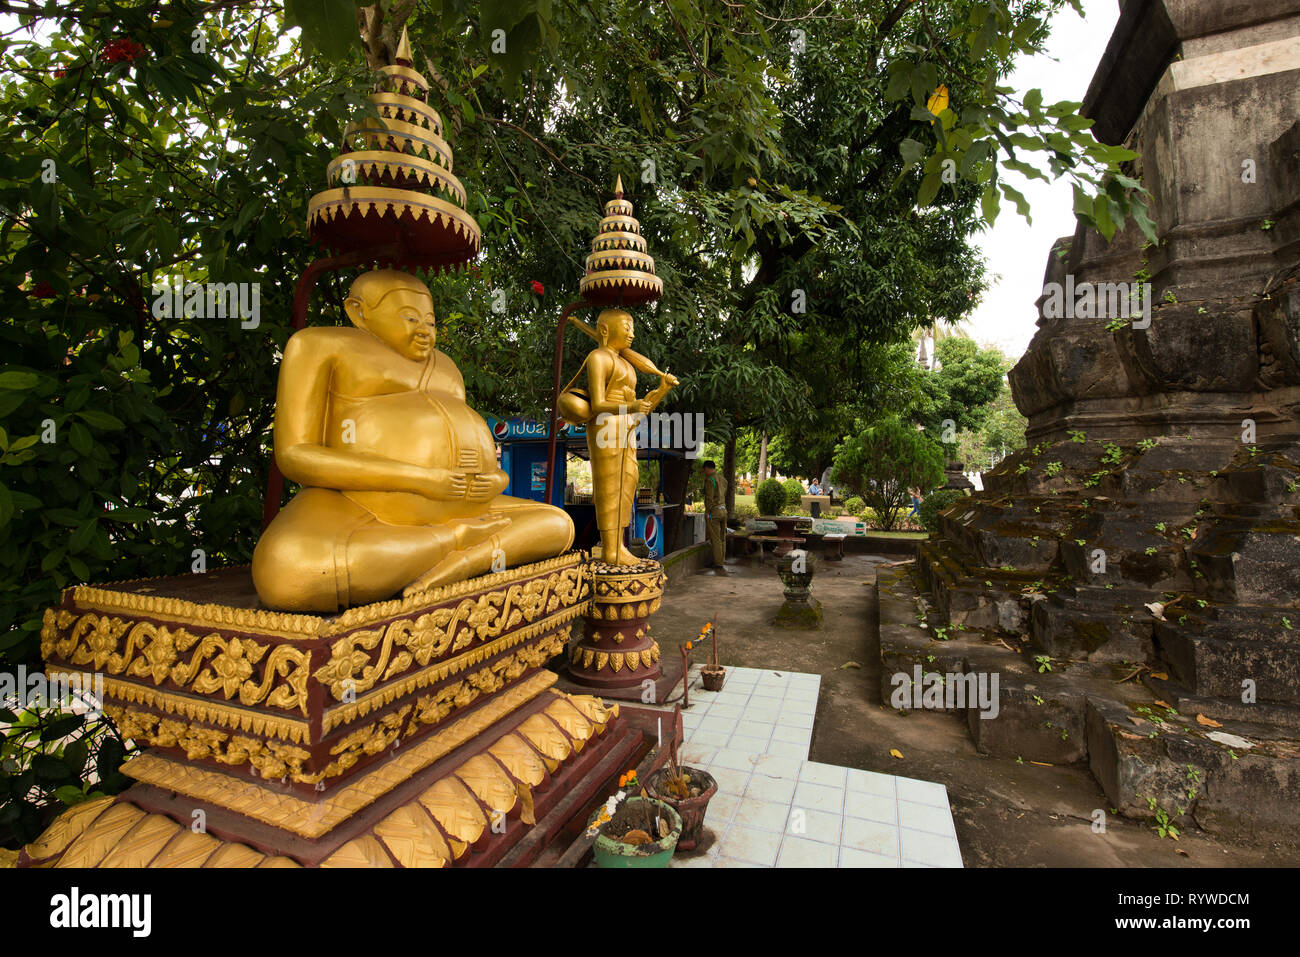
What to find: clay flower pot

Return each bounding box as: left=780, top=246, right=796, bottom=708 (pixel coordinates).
left=700, top=665, right=726, bottom=691
left=589, top=797, right=682, bottom=868
left=645, top=766, right=718, bottom=851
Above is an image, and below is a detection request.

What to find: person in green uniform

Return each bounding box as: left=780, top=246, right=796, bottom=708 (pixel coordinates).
left=702, top=460, right=728, bottom=575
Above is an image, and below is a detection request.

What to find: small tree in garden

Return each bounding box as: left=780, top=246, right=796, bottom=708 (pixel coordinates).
left=756, top=478, right=786, bottom=517
left=832, top=418, right=945, bottom=531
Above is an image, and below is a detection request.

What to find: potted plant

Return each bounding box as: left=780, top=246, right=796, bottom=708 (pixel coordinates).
left=695, top=618, right=725, bottom=691
left=644, top=720, right=718, bottom=852
left=587, top=770, right=683, bottom=868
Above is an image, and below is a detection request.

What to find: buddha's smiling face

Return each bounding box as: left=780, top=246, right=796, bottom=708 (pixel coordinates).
left=356, top=288, right=436, bottom=361
left=600, top=310, right=635, bottom=350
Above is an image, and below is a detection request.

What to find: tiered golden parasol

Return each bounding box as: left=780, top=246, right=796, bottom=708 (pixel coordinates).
left=577, top=175, right=663, bottom=305
left=306, top=28, right=480, bottom=272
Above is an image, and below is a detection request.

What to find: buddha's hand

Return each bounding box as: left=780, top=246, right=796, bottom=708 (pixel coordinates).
left=635, top=398, right=655, bottom=415
left=466, top=468, right=509, bottom=503
left=661, top=373, right=679, bottom=389
left=423, top=467, right=469, bottom=500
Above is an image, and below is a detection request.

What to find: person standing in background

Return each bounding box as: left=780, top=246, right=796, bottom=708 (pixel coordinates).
left=702, top=460, right=729, bottom=575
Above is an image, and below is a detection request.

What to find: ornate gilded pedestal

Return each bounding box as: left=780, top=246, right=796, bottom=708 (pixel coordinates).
left=20, top=555, right=639, bottom=868
left=567, top=560, right=664, bottom=691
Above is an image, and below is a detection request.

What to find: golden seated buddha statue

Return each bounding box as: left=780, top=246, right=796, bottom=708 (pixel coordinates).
left=252, top=269, right=574, bottom=611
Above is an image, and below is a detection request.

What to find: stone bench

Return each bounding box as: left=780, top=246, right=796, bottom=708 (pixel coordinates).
left=823, top=533, right=846, bottom=561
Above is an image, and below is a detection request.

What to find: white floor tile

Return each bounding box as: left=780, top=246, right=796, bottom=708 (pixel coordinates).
left=844, top=790, right=898, bottom=825
left=707, top=765, right=752, bottom=797
left=839, top=847, right=901, bottom=868
left=733, top=795, right=791, bottom=833
left=896, top=777, right=949, bottom=808
left=686, top=729, right=730, bottom=749
left=666, top=667, right=958, bottom=869
left=706, top=791, right=741, bottom=827
left=706, top=703, right=745, bottom=720
left=711, top=747, right=761, bottom=772
left=729, top=732, right=773, bottom=753
left=751, top=754, right=802, bottom=780
left=899, top=800, right=957, bottom=837
left=800, top=761, right=848, bottom=788
left=900, top=827, right=963, bottom=867
left=771, top=724, right=813, bottom=746
left=777, top=836, right=839, bottom=868
left=778, top=711, right=816, bottom=729
left=680, top=746, right=716, bottom=766
left=846, top=769, right=897, bottom=798
left=765, top=739, right=809, bottom=759
left=697, top=715, right=738, bottom=736
left=789, top=807, right=841, bottom=845
left=745, top=773, right=799, bottom=805
left=719, top=823, right=783, bottom=866
left=841, top=817, right=901, bottom=858
left=792, top=781, right=844, bottom=814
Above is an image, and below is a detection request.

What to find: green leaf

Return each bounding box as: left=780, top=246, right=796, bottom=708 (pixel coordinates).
left=899, top=138, right=926, bottom=171
left=981, top=182, right=1001, bottom=224
left=0, top=371, right=39, bottom=390
left=1000, top=183, right=1031, bottom=220
left=917, top=170, right=941, bottom=207
left=32, top=754, right=73, bottom=783
left=1131, top=196, right=1159, bottom=244
left=40, top=714, right=85, bottom=741
left=283, top=0, right=360, bottom=61
left=76, top=410, right=125, bottom=430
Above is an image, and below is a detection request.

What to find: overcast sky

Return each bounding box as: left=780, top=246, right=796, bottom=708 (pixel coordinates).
left=965, top=0, right=1120, bottom=359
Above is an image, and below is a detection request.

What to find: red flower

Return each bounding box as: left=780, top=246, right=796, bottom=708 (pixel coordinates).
left=101, top=38, right=146, bottom=64
left=30, top=281, right=57, bottom=298
left=54, top=68, right=66, bottom=78
left=530, top=280, right=545, bottom=296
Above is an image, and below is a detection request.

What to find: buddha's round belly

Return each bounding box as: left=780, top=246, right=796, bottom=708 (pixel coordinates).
left=328, top=390, right=497, bottom=525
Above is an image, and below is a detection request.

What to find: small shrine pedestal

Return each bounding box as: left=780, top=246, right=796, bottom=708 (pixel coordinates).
left=567, top=560, right=664, bottom=691
left=773, top=551, right=822, bottom=628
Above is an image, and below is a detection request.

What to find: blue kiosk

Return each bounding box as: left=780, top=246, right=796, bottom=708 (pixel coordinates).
left=485, top=414, right=681, bottom=559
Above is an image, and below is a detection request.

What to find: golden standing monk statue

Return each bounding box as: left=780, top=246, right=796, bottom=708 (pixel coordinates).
left=559, top=309, right=677, bottom=565
left=253, top=269, right=575, bottom=611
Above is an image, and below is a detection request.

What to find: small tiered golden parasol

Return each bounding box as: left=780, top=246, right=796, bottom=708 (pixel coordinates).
left=578, top=175, right=663, bottom=306
left=306, top=28, right=480, bottom=272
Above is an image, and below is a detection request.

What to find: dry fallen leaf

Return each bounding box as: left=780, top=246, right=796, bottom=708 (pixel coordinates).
left=840, top=660, right=862, bottom=670
left=1151, top=672, right=1169, bottom=680
left=1118, top=731, right=1143, bottom=740
left=1196, top=713, right=1223, bottom=728
left=1145, top=602, right=1166, bottom=621
left=1154, top=700, right=1171, bottom=708
left=1176, top=848, right=1189, bottom=857
left=889, top=748, right=904, bottom=759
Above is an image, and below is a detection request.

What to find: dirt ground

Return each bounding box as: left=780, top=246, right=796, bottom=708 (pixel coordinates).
left=652, top=554, right=1300, bottom=867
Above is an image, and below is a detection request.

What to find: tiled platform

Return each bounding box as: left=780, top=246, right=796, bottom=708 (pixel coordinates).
left=664, top=666, right=963, bottom=868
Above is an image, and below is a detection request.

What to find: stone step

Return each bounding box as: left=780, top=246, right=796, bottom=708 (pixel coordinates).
left=877, top=566, right=1141, bottom=766
left=1141, top=672, right=1300, bottom=733
left=1084, top=693, right=1300, bottom=838
left=1153, top=618, right=1300, bottom=706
